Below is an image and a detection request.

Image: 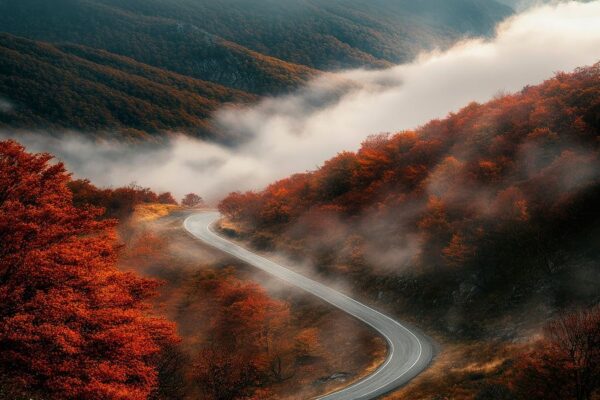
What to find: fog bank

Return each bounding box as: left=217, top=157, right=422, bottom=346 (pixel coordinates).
left=3, top=1, right=600, bottom=202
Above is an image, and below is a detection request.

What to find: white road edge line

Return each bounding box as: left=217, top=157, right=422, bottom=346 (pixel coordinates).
left=183, top=213, right=432, bottom=400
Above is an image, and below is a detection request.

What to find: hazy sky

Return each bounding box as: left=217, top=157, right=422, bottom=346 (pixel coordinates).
left=4, top=1, right=600, bottom=202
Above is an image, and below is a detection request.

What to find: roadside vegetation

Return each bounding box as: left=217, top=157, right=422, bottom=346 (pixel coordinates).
left=0, top=140, right=385, bottom=399
left=118, top=212, right=387, bottom=400
left=218, top=64, right=600, bottom=399
left=0, top=141, right=178, bottom=399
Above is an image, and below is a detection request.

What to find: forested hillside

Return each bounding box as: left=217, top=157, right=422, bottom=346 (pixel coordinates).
left=0, top=0, right=511, bottom=138
left=0, top=141, right=179, bottom=399
left=220, top=63, right=600, bottom=333
left=0, top=34, right=255, bottom=139
left=218, top=62, right=600, bottom=398
left=0, top=0, right=511, bottom=74
left=0, top=0, right=317, bottom=95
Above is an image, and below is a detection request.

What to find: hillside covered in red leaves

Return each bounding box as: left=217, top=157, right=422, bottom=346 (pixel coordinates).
left=218, top=62, right=600, bottom=400
left=0, top=141, right=371, bottom=400
left=220, top=63, right=600, bottom=328
left=0, top=141, right=179, bottom=399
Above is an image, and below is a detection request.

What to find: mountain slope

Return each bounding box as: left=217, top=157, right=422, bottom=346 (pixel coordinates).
left=219, top=62, right=600, bottom=335
left=83, top=0, right=512, bottom=69
left=0, top=0, right=511, bottom=88
left=0, top=0, right=512, bottom=138
left=0, top=34, right=255, bottom=139
left=0, top=0, right=318, bottom=95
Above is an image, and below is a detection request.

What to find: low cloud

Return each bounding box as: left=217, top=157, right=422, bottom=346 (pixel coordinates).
left=0, top=132, right=269, bottom=203
left=2, top=1, right=600, bottom=202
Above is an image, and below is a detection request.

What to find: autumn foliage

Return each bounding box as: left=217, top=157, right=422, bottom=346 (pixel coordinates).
left=220, top=64, right=600, bottom=278
left=68, top=179, right=177, bottom=219
left=216, top=63, right=600, bottom=400
left=190, top=270, right=298, bottom=399
left=119, top=225, right=345, bottom=400
left=514, top=306, right=600, bottom=400
left=0, top=141, right=177, bottom=399
left=182, top=193, right=205, bottom=208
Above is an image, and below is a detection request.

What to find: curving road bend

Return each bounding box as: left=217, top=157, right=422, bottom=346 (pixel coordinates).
left=184, top=211, right=434, bottom=400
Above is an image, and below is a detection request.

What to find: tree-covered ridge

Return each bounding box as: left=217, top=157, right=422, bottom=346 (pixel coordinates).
left=0, top=0, right=511, bottom=138
left=0, top=0, right=318, bottom=95
left=217, top=61, right=600, bottom=400
left=20, top=0, right=510, bottom=69
left=0, top=0, right=510, bottom=91
left=221, top=63, right=599, bottom=229
left=0, top=34, right=255, bottom=139
left=220, top=62, right=600, bottom=334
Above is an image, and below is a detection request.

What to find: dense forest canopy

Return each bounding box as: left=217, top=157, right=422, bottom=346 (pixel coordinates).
left=0, top=141, right=178, bottom=399
left=0, top=0, right=511, bottom=73
left=220, top=63, right=600, bottom=336
left=0, top=34, right=254, bottom=140
left=0, top=0, right=511, bottom=138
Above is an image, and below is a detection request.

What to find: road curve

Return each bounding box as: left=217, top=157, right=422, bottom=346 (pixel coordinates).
left=184, top=211, right=434, bottom=400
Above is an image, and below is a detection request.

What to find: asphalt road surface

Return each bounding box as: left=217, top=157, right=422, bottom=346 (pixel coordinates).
left=184, top=211, right=434, bottom=400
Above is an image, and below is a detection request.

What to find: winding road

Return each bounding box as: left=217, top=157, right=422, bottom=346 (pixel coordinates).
left=184, top=211, right=434, bottom=400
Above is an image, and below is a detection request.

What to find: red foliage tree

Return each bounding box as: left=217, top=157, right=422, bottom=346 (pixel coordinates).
left=69, top=180, right=168, bottom=219
left=181, top=193, right=204, bottom=208
left=0, top=141, right=178, bottom=399
left=219, top=191, right=262, bottom=222
left=515, top=306, right=600, bottom=400
left=193, top=271, right=292, bottom=399
left=157, top=192, right=178, bottom=205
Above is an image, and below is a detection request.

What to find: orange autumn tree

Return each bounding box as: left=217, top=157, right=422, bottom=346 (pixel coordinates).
left=515, top=306, right=600, bottom=400
left=192, top=271, right=292, bottom=399
left=181, top=193, right=204, bottom=208
left=219, top=63, right=600, bottom=276
left=0, top=141, right=177, bottom=399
